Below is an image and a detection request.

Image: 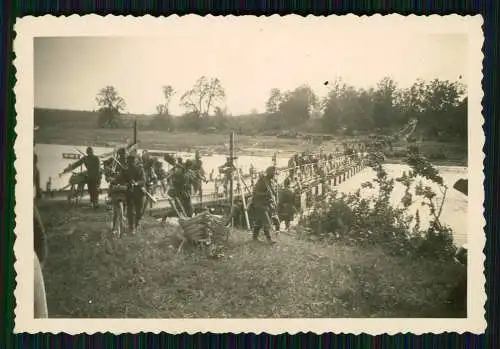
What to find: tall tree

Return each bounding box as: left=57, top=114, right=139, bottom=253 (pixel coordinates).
left=161, top=85, right=175, bottom=115
left=180, top=76, right=226, bottom=117
left=96, top=86, right=126, bottom=128
left=372, top=77, right=398, bottom=130
left=265, top=88, right=283, bottom=114
left=321, top=79, right=358, bottom=134
left=150, top=103, right=174, bottom=131
left=278, top=85, right=318, bottom=127
left=419, top=79, right=467, bottom=139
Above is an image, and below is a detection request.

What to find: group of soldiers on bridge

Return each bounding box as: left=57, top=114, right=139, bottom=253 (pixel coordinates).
left=42, top=139, right=366, bottom=242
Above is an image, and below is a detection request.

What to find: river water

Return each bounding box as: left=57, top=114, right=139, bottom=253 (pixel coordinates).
left=34, top=143, right=468, bottom=246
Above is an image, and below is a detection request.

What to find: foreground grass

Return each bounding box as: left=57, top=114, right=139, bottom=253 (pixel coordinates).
left=38, top=200, right=465, bottom=318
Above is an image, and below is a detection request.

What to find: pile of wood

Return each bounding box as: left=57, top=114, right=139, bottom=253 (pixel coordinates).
left=177, top=211, right=231, bottom=256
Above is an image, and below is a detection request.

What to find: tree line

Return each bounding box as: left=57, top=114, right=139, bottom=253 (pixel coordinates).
left=95, top=75, right=467, bottom=143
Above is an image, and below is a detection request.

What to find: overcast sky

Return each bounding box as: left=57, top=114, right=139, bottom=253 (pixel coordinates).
left=34, top=21, right=467, bottom=116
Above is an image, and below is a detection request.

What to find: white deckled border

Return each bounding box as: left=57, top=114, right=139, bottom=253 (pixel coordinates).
left=13, top=14, right=486, bottom=335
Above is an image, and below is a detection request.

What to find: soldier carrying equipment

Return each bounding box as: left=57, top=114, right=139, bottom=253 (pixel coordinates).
left=250, top=166, right=278, bottom=244
left=84, top=147, right=101, bottom=208
left=124, top=154, right=147, bottom=235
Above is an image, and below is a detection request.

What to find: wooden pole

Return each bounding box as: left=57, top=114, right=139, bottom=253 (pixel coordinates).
left=133, top=119, right=138, bottom=145
left=237, top=169, right=251, bottom=230
left=272, top=151, right=279, bottom=205
left=229, top=131, right=235, bottom=227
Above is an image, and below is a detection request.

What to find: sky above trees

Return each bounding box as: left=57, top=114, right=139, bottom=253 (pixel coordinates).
left=34, top=18, right=467, bottom=116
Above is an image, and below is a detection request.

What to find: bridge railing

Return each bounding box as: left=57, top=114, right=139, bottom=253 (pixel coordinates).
left=148, top=152, right=367, bottom=216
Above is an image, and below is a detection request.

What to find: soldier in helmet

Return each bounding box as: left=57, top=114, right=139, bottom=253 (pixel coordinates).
left=250, top=166, right=278, bottom=244
left=107, top=147, right=129, bottom=236
left=169, top=158, right=194, bottom=217
left=125, top=153, right=146, bottom=234
left=191, top=150, right=206, bottom=201
left=153, top=158, right=168, bottom=194
left=278, top=177, right=297, bottom=230
left=84, top=146, right=101, bottom=208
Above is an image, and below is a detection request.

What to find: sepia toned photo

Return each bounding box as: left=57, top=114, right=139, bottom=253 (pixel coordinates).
left=14, top=14, right=485, bottom=334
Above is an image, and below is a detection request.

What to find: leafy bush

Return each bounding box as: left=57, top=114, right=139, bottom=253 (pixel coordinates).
left=303, top=145, right=457, bottom=260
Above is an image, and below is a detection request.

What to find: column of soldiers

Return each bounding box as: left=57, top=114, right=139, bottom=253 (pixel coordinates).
left=268, top=147, right=362, bottom=234
left=162, top=151, right=207, bottom=218
left=106, top=147, right=193, bottom=234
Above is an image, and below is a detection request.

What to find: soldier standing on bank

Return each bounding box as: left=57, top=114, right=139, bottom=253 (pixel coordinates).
left=170, top=159, right=194, bottom=217
left=250, top=166, right=278, bottom=244
left=84, top=147, right=101, bottom=208
left=288, top=155, right=297, bottom=177
left=278, top=178, right=297, bottom=230
left=125, top=153, right=146, bottom=234
left=192, top=150, right=206, bottom=200
left=153, top=159, right=168, bottom=194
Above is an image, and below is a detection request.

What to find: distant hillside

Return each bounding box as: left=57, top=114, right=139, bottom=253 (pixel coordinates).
left=34, top=108, right=155, bottom=129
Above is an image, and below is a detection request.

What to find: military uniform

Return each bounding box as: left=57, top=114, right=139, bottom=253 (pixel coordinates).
left=278, top=183, right=297, bottom=229
left=251, top=167, right=277, bottom=243
left=288, top=156, right=297, bottom=177
left=170, top=162, right=193, bottom=217
left=125, top=155, right=147, bottom=233
left=141, top=151, right=157, bottom=189
left=153, top=160, right=168, bottom=193
left=108, top=151, right=129, bottom=233
left=191, top=155, right=205, bottom=197
left=84, top=147, right=101, bottom=207
left=34, top=154, right=42, bottom=200
left=218, top=159, right=232, bottom=195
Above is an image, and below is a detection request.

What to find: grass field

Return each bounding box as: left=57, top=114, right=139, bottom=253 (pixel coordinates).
left=39, top=200, right=465, bottom=318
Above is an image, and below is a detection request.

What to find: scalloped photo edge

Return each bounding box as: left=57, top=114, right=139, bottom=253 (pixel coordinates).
left=12, top=14, right=486, bottom=334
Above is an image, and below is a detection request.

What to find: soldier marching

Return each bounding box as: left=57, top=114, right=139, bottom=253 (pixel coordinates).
left=50, top=140, right=362, bottom=243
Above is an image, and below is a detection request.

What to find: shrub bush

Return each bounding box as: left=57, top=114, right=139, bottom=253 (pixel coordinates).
left=302, top=145, right=457, bottom=261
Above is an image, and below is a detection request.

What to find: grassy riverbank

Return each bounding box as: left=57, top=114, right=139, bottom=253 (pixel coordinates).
left=35, top=126, right=467, bottom=166
left=35, top=126, right=315, bottom=156
left=38, top=200, right=465, bottom=318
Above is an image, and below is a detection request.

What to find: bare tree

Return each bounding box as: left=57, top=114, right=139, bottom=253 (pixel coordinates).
left=161, top=85, right=175, bottom=115
left=156, top=104, right=167, bottom=115
left=180, top=76, right=226, bottom=117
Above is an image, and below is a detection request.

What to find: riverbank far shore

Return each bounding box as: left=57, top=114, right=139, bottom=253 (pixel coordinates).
left=34, top=127, right=467, bottom=166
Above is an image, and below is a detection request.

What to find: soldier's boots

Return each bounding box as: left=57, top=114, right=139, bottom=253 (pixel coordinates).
left=252, top=230, right=261, bottom=242
left=252, top=230, right=277, bottom=244
left=264, top=231, right=277, bottom=245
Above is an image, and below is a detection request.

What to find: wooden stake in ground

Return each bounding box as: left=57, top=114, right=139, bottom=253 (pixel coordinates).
left=229, top=131, right=235, bottom=227
left=133, top=119, right=137, bottom=145
left=237, top=168, right=251, bottom=230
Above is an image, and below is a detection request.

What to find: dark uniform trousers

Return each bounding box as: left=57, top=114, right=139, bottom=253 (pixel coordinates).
left=127, top=187, right=144, bottom=230
left=84, top=154, right=101, bottom=205
left=177, top=192, right=193, bottom=218
left=252, top=206, right=272, bottom=240
left=87, top=175, right=100, bottom=205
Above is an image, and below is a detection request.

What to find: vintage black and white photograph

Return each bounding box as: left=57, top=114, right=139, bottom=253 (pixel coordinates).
left=14, top=15, right=485, bottom=334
